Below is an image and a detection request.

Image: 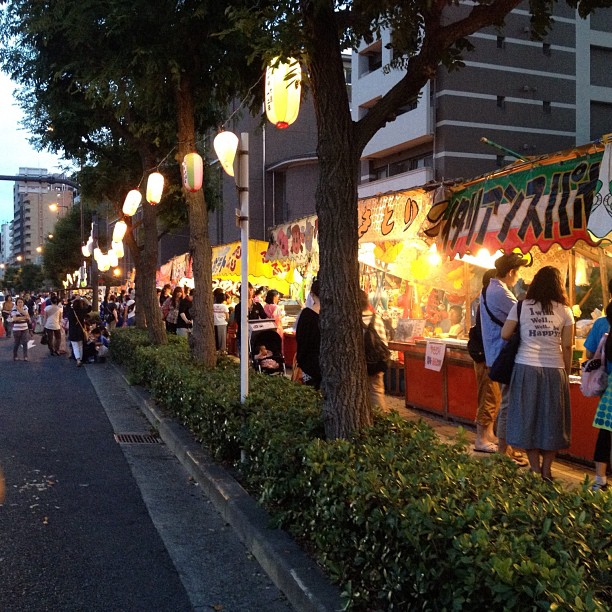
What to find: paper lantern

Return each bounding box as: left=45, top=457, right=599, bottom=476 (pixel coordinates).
left=182, top=153, right=203, bottom=192
left=111, top=240, right=124, bottom=259
left=82, top=244, right=91, bottom=257
left=108, top=250, right=119, bottom=267
left=98, top=254, right=111, bottom=272
left=122, top=189, right=142, bottom=216
left=265, top=57, right=301, bottom=129
left=213, top=131, right=239, bottom=177
left=113, top=220, right=127, bottom=243
left=146, top=172, right=164, bottom=204
left=93, top=247, right=103, bottom=263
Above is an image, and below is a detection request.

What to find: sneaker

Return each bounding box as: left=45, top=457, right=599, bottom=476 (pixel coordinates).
left=591, top=481, right=608, bottom=492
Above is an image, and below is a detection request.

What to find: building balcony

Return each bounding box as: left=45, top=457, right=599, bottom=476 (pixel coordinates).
left=358, top=166, right=434, bottom=198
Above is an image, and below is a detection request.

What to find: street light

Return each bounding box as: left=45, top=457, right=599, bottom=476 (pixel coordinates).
left=214, top=131, right=249, bottom=402
left=49, top=202, right=69, bottom=213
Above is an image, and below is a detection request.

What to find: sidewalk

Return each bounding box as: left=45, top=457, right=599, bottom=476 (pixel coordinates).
left=383, top=394, right=595, bottom=489
left=94, top=362, right=343, bottom=612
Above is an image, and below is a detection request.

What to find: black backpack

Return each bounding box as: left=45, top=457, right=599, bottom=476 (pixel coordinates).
left=467, top=306, right=486, bottom=363
left=363, top=314, right=391, bottom=375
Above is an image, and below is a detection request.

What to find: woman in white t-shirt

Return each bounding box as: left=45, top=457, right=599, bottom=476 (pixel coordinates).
left=213, top=290, right=229, bottom=352
left=501, top=266, right=574, bottom=482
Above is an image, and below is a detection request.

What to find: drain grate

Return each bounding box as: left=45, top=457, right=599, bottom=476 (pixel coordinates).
left=114, top=432, right=163, bottom=445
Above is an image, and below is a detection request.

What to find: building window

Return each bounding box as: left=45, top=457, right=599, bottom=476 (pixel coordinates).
left=497, top=96, right=506, bottom=110
left=496, top=155, right=505, bottom=168
left=374, top=166, right=389, bottom=181
left=395, top=100, right=418, bottom=117
left=543, top=101, right=551, bottom=114
left=497, top=36, right=505, bottom=49
left=543, top=43, right=551, bottom=57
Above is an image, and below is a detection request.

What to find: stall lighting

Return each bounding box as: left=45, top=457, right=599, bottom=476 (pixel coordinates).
left=82, top=244, right=91, bottom=258
left=182, top=152, right=203, bottom=192
left=457, top=248, right=503, bottom=270
left=265, top=57, right=302, bottom=129
left=113, top=268, right=122, bottom=277
left=122, top=189, right=142, bottom=216
left=93, top=247, right=103, bottom=263
left=427, top=244, right=441, bottom=266
left=146, top=172, right=164, bottom=204
left=213, top=131, right=239, bottom=177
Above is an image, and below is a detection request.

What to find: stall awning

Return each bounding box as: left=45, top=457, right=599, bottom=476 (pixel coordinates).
left=213, top=239, right=292, bottom=293
left=264, top=188, right=433, bottom=266
left=428, top=142, right=607, bottom=258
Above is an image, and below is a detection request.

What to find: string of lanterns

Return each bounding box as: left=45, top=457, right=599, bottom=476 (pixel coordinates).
left=79, top=56, right=301, bottom=269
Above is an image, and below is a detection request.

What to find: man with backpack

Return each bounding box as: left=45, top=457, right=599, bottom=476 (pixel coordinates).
left=360, top=290, right=390, bottom=411
left=469, top=269, right=501, bottom=452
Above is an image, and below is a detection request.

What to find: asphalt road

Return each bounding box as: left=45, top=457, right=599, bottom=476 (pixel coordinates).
left=0, top=334, right=292, bottom=612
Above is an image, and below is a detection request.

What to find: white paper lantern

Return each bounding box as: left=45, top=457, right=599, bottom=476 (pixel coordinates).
left=111, top=240, right=124, bottom=259
left=122, top=189, right=142, bottom=216
left=213, top=131, right=239, bottom=177
left=113, top=220, right=127, bottom=242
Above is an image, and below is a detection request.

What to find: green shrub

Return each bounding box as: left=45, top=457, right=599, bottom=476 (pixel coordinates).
left=112, top=330, right=612, bottom=611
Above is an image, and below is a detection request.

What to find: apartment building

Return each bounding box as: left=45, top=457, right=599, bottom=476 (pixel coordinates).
left=353, top=6, right=612, bottom=197
left=11, top=167, right=75, bottom=264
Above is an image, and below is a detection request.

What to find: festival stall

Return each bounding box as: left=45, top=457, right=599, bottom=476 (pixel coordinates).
left=266, top=137, right=612, bottom=462
left=397, top=138, right=612, bottom=462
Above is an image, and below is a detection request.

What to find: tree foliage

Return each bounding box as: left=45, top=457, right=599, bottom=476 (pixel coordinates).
left=224, top=0, right=612, bottom=439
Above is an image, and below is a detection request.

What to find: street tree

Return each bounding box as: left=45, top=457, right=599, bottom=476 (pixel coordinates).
left=228, top=0, right=612, bottom=438
left=1, top=0, right=262, bottom=364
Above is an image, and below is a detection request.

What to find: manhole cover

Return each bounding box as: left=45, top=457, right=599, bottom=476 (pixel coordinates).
left=114, top=432, right=163, bottom=445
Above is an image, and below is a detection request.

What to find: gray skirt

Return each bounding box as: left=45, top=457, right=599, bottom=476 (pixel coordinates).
left=506, top=363, right=571, bottom=451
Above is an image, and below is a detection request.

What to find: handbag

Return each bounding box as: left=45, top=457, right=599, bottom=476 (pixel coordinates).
left=581, top=333, right=608, bottom=397
left=489, top=301, right=523, bottom=385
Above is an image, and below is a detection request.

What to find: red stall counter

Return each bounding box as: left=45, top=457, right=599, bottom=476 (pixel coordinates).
left=390, top=339, right=600, bottom=464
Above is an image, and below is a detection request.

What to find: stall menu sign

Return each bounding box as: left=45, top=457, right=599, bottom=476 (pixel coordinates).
left=439, top=150, right=603, bottom=257
left=425, top=341, right=446, bottom=372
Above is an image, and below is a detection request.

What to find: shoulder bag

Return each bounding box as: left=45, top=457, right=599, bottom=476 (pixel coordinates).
left=581, top=333, right=609, bottom=397
left=488, top=301, right=523, bottom=385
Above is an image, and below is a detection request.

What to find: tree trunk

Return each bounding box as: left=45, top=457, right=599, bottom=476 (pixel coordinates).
left=303, top=1, right=373, bottom=438
left=174, top=74, right=216, bottom=367
left=138, top=155, right=167, bottom=344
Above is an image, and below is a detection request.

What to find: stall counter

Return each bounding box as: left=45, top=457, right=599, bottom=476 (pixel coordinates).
left=390, top=339, right=600, bottom=464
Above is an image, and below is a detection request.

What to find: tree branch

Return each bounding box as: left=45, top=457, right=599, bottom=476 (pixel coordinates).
left=355, top=0, right=523, bottom=152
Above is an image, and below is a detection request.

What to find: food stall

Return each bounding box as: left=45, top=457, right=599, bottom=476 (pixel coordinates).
left=265, top=137, right=612, bottom=462
left=398, top=138, right=612, bottom=462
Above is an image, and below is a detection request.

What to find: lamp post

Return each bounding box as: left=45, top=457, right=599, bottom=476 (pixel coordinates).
left=215, top=131, right=249, bottom=402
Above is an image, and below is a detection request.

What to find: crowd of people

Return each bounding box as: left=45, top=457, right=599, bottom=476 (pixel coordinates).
left=1, top=291, right=113, bottom=366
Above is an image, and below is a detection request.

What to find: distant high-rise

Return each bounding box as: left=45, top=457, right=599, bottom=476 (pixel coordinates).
left=11, top=167, right=75, bottom=264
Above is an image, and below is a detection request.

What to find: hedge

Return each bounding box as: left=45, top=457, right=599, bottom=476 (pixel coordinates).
left=111, top=329, right=612, bottom=611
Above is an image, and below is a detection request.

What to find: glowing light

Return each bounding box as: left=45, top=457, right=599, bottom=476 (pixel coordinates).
left=113, top=220, right=128, bottom=243
left=182, top=153, right=203, bottom=192
left=122, top=189, right=142, bottom=216
left=146, top=172, right=164, bottom=204
left=213, top=131, right=239, bottom=177
left=427, top=243, right=441, bottom=266
left=265, top=57, right=302, bottom=129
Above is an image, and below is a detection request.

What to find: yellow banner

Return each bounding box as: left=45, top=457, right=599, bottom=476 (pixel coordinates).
left=212, top=239, right=293, bottom=293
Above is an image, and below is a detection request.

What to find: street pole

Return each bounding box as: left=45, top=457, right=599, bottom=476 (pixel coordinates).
left=238, top=133, right=249, bottom=403
left=91, top=212, right=99, bottom=311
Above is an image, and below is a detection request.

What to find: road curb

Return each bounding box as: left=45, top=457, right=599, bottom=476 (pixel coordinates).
left=114, top=365, right=343, bottom=612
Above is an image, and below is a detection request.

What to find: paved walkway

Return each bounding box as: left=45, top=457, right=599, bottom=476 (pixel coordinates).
left=383, top=394, right=596, bottom=489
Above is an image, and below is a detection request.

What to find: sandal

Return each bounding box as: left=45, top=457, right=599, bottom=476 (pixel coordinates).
left=474, top=442, right=498, bottom=453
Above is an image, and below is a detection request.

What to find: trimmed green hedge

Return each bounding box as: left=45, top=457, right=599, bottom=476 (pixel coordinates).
left=111, top=329, right=612, bottom=611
